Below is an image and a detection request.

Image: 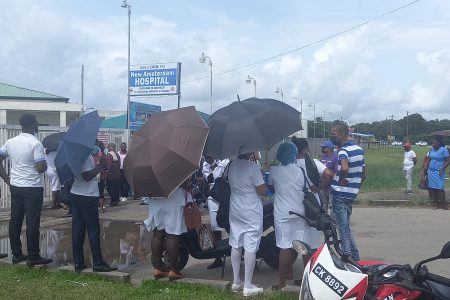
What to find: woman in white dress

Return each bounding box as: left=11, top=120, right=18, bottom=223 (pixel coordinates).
left=268, top=142, right=307, bottom=288
left=144, top=179, right=192, bottom=281
left=228, top=152, right=267, bottom=297
left=291, top=137, right=334, bottom=249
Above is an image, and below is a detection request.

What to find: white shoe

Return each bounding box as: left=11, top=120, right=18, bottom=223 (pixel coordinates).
left=120, top=197, right=127, bottom=202
left=243, top=285, right=263, bottom=297
left=231, top=281, right=242, bottom=293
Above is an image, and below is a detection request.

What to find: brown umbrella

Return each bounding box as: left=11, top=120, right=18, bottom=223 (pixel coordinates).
left=124, top=106, right=209, bottom=198
left=429, top=130, right=450, bottom=137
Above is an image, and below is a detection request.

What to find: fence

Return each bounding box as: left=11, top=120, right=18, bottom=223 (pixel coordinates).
left=0, top=125, right=128, bottom=209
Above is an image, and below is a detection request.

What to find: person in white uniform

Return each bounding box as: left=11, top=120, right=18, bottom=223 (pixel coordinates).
left=268, top=142, right=308, bottom=289
left=144, top=179, right=193, bottom=282
left=291, top=137, right=334, bottom=250
left=46, top=149, right=62, bottom=209
left=228, top=152, right=267, bottom=297
left=202, top=155, right=230, bottom=269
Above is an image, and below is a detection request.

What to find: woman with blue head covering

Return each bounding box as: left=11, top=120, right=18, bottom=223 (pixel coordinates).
left=267, top=142, right=309, bottom=289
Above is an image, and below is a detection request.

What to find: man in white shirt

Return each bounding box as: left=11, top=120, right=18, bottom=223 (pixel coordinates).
left=69, top=153, right=117, bottom=273
left=0, top=114, right=52, bottom=265
left=403, top=143, right=417, bottom=195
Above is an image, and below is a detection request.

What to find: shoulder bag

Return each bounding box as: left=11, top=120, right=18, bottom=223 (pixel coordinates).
left=183, top=190, right=202, bottom=230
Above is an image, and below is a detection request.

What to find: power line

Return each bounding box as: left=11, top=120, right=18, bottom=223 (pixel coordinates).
left=182, top=0, right=421, bottom=84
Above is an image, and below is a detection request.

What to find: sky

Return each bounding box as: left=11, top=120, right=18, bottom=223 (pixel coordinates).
left=1, top=0, right=450, bottom=124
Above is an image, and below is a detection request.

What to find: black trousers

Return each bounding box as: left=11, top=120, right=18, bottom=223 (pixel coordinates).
left=70, top=193, right=103, bottom=266
left=120, top=170, right=130, bottom=198
left=106, top=179, right=121, bottom=204
left=9, top=186, right=44, bottom=257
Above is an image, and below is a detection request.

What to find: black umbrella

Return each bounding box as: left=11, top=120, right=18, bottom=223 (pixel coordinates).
left=204, top=97, right=302, bottom=159
left=429, top=130, right=450, bottom=137
left=42, top=132, right=66, bottom=151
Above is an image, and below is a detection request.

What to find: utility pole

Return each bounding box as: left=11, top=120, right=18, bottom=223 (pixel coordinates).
left=81, top=65, right=84, bottom=113
left=389, top=114, right=394, bottom=137
left=406, top=110, right=409, bottom=142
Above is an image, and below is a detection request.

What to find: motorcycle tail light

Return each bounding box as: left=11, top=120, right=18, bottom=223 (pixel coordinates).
left=299, top=278, right=315, bottom=300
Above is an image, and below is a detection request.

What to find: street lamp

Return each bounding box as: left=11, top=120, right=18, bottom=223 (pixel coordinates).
left=309, top=103, right=316, bottom=138
left=275, top=87, right=284, bottom=102
left=246, top=75, right=256, bottom=97
left=199, top=52, right=213, bottom=115
left=121, top=0, right=131, bottom=134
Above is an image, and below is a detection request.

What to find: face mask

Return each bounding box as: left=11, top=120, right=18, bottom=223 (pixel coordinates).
left=330, top=136, right=338, bottom=145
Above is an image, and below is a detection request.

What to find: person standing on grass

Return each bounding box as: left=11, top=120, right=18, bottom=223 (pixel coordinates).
left=403, top=143, right=417, bottom=195
left=118, top=142, right=130, bottom=201
left=228, top=152, right=267, bottom=297
left=330, top=121, right=366, bottom=261
left=421, top=138, right=449, bottom=210
left=106, top=143, right=121, bottom=207
left=0, top=114, right=52, bottom=265
left=69, top=150, right=117, bottom=273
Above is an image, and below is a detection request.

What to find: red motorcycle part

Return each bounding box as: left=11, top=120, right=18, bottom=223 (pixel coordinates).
left=374, top=283, right=422, bottom=300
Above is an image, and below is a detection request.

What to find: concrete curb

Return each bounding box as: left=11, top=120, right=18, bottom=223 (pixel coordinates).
left=58, top=265, right=131, bottom=283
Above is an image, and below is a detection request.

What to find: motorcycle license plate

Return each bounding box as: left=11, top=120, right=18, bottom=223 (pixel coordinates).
left=312, top=263, right=349, bottom=297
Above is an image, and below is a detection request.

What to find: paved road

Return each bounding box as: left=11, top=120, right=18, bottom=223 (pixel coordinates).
left=131, top=207, right=450, bottom=289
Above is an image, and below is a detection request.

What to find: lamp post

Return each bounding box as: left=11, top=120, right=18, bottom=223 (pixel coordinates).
left=309, top=103, right=316, bottom=138
left=246, top=75, right=256, bottom=97
left=275, top=87, right=284, bottom=102
left=199, top=52, right=213, bottom=115
left=121, top=0, right=131, bottom=134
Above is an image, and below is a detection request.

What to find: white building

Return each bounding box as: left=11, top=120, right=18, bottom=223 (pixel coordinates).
left=0, top=82, right=82, bottom=126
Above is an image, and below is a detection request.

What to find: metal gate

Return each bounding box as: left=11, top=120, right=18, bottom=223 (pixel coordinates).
left=0, top=125, right=128, bottom=209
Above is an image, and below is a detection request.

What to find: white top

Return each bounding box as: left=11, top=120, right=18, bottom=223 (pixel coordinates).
left=119, top=152, right=127, bottom=169
left=296, top=158, right=326, bottom=198
left=403, top=150, right=417, bottom=171
left=268, top=163, right=306, bottom=219
left=228, top=159, right=265, bottom=218
left=46, top=150, right=58, bottom=172
left=71, top=155, right=99, bottom=197
left=0, top=133, right=46, bottom=187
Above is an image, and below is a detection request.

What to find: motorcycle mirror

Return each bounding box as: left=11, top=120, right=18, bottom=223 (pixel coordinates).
left=439, top=241, right=450, bottom=259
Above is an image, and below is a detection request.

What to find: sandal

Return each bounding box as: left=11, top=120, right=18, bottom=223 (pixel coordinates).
left=153, top=269, right=169, bottom=280
left=168, top=271, right=185, bottom=281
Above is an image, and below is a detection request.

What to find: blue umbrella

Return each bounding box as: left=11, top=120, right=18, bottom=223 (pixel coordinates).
left=55, top=110, right=102, bottom=184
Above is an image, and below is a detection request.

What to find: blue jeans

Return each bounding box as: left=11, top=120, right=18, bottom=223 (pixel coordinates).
left=332, top=197, right=359, bottom=261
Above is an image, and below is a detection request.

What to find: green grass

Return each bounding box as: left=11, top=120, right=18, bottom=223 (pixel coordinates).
left=0, top=265, right=297, bottom=300
left=361, top=146, right=429, bottom=192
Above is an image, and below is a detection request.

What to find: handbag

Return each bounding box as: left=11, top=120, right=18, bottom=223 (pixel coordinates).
left=198, top=224, right=214, bottom=251
left=183, top=190, right=202, bottom=230
left=299, top=167, right=323, bottom=220
left=418, top=174, right=428, bottom=190
left=209, top=161, right=232, bottom=205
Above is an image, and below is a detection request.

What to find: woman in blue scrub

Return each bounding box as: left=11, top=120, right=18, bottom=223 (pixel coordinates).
left=425, top=138, right=450, bottom=209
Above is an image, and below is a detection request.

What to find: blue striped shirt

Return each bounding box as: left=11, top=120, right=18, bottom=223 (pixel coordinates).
left=331, top=141, right=365, bottom=200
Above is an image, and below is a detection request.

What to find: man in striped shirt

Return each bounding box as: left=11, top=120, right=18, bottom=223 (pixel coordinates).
left=330, top=121, right=366, bottom=261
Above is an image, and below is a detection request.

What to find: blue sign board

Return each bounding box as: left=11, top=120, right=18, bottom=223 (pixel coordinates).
left=129, top=101, right=161, bottom=131
left=129, top=62, right=180, bottom=96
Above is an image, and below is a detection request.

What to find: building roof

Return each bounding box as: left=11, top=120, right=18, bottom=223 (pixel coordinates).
left=0, top=82, right=69, bottom=102
left=100, top=111, right=210, bottom=129
left=101, top=114, right=127, bottom=128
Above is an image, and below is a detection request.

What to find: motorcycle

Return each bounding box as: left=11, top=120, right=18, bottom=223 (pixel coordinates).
left=161, top=200, right=280, bottom=276
left=289, top=197, right=450, bottom=300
